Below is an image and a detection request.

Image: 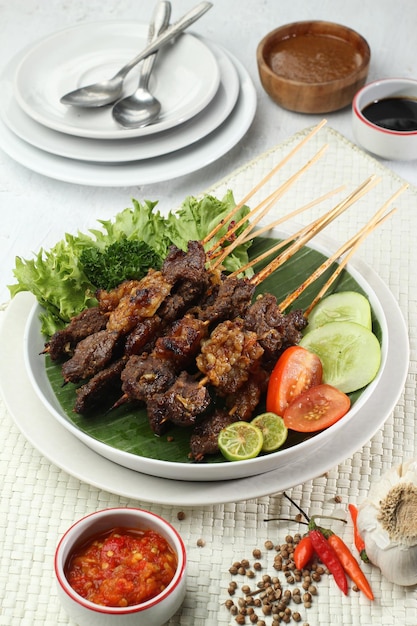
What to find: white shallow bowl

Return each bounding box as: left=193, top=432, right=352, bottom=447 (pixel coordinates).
left=54, top=507, right=187, bottom=626
left=352, top=78, right=417, bottom=160
left=24, top=229, right=392, bottom=482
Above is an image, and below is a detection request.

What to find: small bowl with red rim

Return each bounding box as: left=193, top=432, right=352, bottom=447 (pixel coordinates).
left=54, top=507, right=187, bottom=626
left=352, top=77, right=417, bottom=160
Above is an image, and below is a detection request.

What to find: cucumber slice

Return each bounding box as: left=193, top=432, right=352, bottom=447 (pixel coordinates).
left=299, top=321, right=381, bottom=394
left=305, top=291, right=372, bottom=333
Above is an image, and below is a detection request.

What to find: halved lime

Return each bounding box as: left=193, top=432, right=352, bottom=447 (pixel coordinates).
left=218, top=421, right=264, bottom=462
left=300, top=320, right=381, bottom=394
left=305, top=291, right=372, bottom=333
left=251, top=412, right=288, bottom=452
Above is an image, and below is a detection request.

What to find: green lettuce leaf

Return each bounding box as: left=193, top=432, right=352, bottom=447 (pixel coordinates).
left=9, top=193, right=252, bottom=336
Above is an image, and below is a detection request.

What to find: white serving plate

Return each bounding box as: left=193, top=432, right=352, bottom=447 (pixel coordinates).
left=13, top=21, right=220, bottom=139
left=21, top=227, right=407, bottom=483
left=1, top=237, right=407, bottom=505
left=1, top=38, right=239, bottom=163
left=0, top=48, right=256, bottom=185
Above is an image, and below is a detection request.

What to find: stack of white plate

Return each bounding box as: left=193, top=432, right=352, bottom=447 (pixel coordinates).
left=0, top=21, right=257, bottom=187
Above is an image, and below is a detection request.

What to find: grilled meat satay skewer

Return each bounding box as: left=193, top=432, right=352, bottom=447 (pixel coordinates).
left=196, top=318, right=265, bottom=394
left=75, top=260, right=305, bottom=422
left=116, top=315, right=211, bottom=427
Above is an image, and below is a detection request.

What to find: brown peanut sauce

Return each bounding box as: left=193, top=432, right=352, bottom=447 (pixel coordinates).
left=269, top=34, right=360, bottom=83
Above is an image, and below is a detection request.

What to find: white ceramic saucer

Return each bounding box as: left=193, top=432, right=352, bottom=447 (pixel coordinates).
left=13, top=21, right=220, bottom=140
left=1, top=39, right=239, bottom=163
left=0, top=49, right=257, bottom=186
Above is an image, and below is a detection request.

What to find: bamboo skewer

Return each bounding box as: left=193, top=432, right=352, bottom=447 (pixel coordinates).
left=235, top=119, right=328, bottom=211
left=201, top=119, right=328, bottom=247
left=229, top=207, right=342, bottom=278
left=208, top=144, right=329, bottom=269
left=250, top=175, right=381, bottom=286
left=228, top=187, right=350, bottom=278
left=302, top=209, right=397, bottom=317
left=238, top=184, right=346, bottom=245
left=279, top=209, right=396, bottom=313
left=278, top=182, right=408, bottom=313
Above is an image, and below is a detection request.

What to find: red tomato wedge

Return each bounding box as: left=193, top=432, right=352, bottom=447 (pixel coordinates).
left=283, top=384, right=351, bottom=433
left=266, top=346, right=323, bottom=416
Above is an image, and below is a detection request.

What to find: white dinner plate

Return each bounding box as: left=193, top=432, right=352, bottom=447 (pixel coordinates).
left=14, top=21, right=220, bottom=140
left=21, top=226, right=407, bottom=484
left=1, top=38, right=239, bottom=163
left=0, top=50, right=256, bottom=185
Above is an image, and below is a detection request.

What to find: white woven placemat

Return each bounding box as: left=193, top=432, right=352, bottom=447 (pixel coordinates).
left=1, top=125, right=416, bottom=625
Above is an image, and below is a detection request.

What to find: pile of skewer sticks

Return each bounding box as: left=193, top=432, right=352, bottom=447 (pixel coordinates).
left=202, top=119, right=408, bottom=318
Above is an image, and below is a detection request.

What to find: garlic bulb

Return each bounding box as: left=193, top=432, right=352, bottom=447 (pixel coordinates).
left=356, top=459, right=417, bottom=586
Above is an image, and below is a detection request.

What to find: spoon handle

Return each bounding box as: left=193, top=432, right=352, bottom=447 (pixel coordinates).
left=116, top=1, right=213, bottom=80
left=139, top=1, right=171, bottom=90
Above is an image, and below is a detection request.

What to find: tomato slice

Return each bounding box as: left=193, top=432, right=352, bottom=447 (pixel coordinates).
left=283, top=384, right=351, bottom=433
left=266, top=346, right=323, bottom=416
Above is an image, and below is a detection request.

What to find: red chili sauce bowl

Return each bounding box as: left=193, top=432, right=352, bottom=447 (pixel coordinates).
left=54, top=508, right=187, bottom=626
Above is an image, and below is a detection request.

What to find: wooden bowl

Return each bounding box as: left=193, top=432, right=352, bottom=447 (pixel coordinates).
left=257, top=21, right=371, bottom=113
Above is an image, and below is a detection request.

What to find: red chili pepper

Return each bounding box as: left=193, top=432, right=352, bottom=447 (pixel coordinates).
left=348, top=504, right=369, bottom=563
left=325, top=531, right=374, bottom=601
left=293, top=535, right=314, bottom=570
left=308, top=524, right=348, bottom=595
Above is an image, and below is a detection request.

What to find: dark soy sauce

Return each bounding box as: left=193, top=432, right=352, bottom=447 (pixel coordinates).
left=362, top=97, right=417, bottom=131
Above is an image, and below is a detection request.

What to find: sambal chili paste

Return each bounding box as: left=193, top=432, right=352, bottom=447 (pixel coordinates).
left=66, top=527, right=177, bottom=607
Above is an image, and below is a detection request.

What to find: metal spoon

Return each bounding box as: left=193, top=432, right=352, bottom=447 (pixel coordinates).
left=60, top=1, right=213, bottom=108
left=112, top=1, right=171, bottom=128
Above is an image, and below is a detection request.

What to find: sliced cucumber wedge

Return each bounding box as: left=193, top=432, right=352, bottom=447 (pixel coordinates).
left=305, top=291, right=372, bottom=333
left=300, top=321, right=381, bottom=394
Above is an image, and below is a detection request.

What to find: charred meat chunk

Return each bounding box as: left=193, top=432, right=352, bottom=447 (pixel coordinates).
left=74, top=358, right=126, bottom=414
left=121, top=354, right=176, bottom=403
left=124, top=315, right=163, bottom=356
left=196, top=319, right=264, bottom=394
left=225, top=368, right=269, bottom=421
left=148, top=371, right=211, bottom=429
left=189, top=409, right=237, bottom=461
left=46, top=307, right=107, bottom=361
left=158, top=278, right=205, bottom=323
left=106, top=269, right=171, bottom=334
left=162, top=240, right=207, bottom=286
left=244, top=293, right=307, bottom=365
left=158, top=241, right=210, bottom=321
left=97, top=279, right=143, bottom=313
left=61, top=330, right=122, bottom=383
left=195, top=275, right=255, bottom=323
left=281, top=308, right=309, bottom=348
left=145, top=399, right=171, bottom=436
left=153, top=316, right=209, bottom=371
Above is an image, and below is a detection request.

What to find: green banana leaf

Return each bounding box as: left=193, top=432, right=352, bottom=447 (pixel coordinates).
left=45, top=236, right=381, bottom=464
